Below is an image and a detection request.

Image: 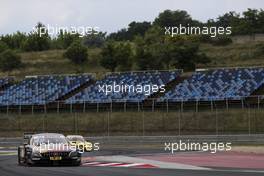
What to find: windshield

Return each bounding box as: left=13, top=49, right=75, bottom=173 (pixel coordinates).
left=32, top=136, right=68, bottom=146
left=67, top=136, right=85, bottom=142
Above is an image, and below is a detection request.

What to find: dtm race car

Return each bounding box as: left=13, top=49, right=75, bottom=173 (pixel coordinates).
left=18, top=133, right=82, bottom=166
left=66, top=135, right=93, bottom=152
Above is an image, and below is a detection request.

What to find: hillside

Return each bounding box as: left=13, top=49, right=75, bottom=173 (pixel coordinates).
left=201, top=41, right=264, bottom=68
left=0, top=48, right=105, bottom=79
left=0, top=40, right=263, bottom=79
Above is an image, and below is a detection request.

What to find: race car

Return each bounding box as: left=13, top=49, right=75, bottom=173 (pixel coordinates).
left=66, top=135, right=93, bottom=152
left=18, top=133, right=82, bottom=166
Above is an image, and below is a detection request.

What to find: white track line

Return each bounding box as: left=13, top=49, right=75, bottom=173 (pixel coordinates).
left=82, top=162, right=101, bottom=165
left=115, top=163, right=145, bottom=167
left=96, top=163, right=122, bottom=167
left=95, top=155, right=210, bottom=170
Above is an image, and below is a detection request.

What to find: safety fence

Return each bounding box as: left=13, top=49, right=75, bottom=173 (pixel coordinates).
left=0, top=96, right=264, bottom=136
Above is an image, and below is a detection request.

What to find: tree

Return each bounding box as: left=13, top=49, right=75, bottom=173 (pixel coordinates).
left=53, top=31, right=80, bottom=49
left=166, top=39, right=210, bottom=71
left=100, top=41, right=133, bottom=72
left=134, top=45, right=158, bottom=70
left=0, top=32, right=27, bottom=50
left=64, top=41, right=88, bottom=64
left=82, top=31, right=106, bottom=48
left=108, top=29, right=128, bottom=41
left=243, top=8, right=260, bottom=35
left=0, top=41, right=8, bottom=53
left=108, top=21, right=151, bottom=41
left=258, top=9, right=264, bottom=33
left=153, top=10, right=195, bottom=27
left=127, top=21, right=151, bottom=39
left=100, top=42, right=117, bottom=72
left=134, top=27, right=167, bottom=70
left=215, top=11, right=240, bottom=28
left=22, top=23, right=51, bottom=51
left=114, top=42, right=133, bottom=71
left=207, top=9, right=264, bottom=35
left=0, top=50, right=22, bottom=72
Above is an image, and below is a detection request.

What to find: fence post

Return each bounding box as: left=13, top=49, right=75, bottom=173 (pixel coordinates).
left=241, top=99, right=244, bottom=109
left=181, top=99, right=183, bottom=112
left=195, top=99, right=198, bottom=113
left=6, top=104, right=9, bottom=116
left=248, top=107, right=251, bottom=135
left=97, top=102, right=99, bottom=113
left=210, top=100, right=213, bottom=112
left=195, top=99, right=199, bottom=131
left=226, top=98, right=229, bottom=110
left=258, top=96, right=260, bottom=110
left=166, top=99, right=169, bottom=113
left=124, top=100, right=126, bottom=112
left=44, top=103, right=47, bottom=114
left=107, top=111, right=110, bottom=137
left=152, top=99, right=155, bottom=112
left=215, top=108, right=218, bottom=136
left=43, top=104, right=47, bottom=132
left=142, top=110, right=145, bottom=136
left=57, top=101, right=59, bottom=114
left=110, top=100, right=113, bottom=113
left=178, top=109, right=181, bottom=136
left=137, top=101, right=140, bottom=112
left=70, top=101, right=73, bottom=114
left=74, top=113, right=77, bottom=134
left=83, top=101, right=86, bottom=113
left=42, top=110, right=45, bottom=132
left=31, top=104, right=34, bottom=115
left=19, top=103, right=21, bottom=115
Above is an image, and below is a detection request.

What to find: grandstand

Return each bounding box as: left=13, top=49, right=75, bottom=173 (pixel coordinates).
left=159, top=67, right=264, bottom=102
left=0, top=68, right=264, bottom=112
left=66, top=70, right=181, bottom=103
left=0, top=74, right=93, bottom=106
left=0, top=77, right=14, bottom=90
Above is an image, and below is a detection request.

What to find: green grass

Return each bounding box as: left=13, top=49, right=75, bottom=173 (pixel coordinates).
left=200, top=41, right=264, bottom=68
left=0, top=48, right=105, bottom=79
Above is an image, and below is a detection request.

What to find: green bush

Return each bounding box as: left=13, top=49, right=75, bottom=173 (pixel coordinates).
left=210, top=36, right=232, bottom=46
left=22, top=23, right=51, bottom=51
left=0, top=41, right=9, bottom=53
left=198, top=35, right=212, bottom=43
left=0, top=50, right=22, bottom=72
left=64, top=41, right=88, bottom=64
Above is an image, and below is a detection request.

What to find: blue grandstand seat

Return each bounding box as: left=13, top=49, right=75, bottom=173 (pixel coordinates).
left=0, top=75, right=92, bottom=106
left=66, top=71, right=181, bottom=103
left=0, top=77, right=13, bottom=88
left=159, top=68, right=264, bottom=102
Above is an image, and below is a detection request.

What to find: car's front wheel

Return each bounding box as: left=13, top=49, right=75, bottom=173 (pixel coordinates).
left=18, top=147, right=25, bottom=165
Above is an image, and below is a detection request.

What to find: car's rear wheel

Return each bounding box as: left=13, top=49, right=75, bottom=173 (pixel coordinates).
left=73, top=160, right=81, bottom=166
left=18, top=147, right=25, bottom=165
left=18, top=148, right=22, bottom=165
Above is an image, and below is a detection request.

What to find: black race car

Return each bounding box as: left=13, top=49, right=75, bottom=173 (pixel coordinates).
left=18, top=133, right=81, bottom=166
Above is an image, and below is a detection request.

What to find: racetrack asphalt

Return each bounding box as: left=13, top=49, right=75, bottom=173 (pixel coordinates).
left=1, top=154, right=264, bottom=176
left=1, top=136, right=264, bottom=176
